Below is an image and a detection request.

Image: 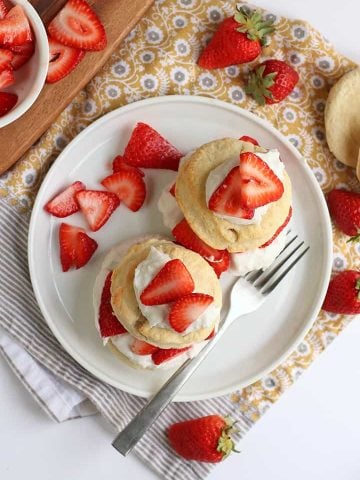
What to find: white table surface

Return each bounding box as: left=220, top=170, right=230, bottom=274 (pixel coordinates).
left=1, top=1, right=359, bottom=479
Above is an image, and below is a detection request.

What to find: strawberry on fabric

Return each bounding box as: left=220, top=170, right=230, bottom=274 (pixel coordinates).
left=0, top=1, right=9, bottom=20
left=239, top=135, right=259, bottom=146
left=0, top=47, right=12, bottom=70
left=10, top=41, right=34, bottom=70
left=101, top=170, right=146, bottom=212
left=123, top=122, right=183, bottom=171
left=59, top=222, right=97, bottom=272
left=131, top=339, right=158, bottom=356
left=197, top=6, right=275, bottom=69
left=168, top=293, right=214, bottom=333
left=140, top=259, right=194, bottom=306
left=0, top=5, right=32, bottom=46
left=46, top=36, right=85, bottom=84
left=0, top=67, right=13, bottom=88
left=151, top=346, right=191, bottom=366
left=327, top=189, right=360, bottom=240
left=112, top=155, right=144, bottom=177
left=168, top=415, right=238, bottom=463
left=322, top=270, right=360, bottom=314
left=207, top=252, right=230, bottom=277
left=44, top=181, right=85, bottom=217
left=98, top=272, right=127, bottom=337
left=48, top=0, right=106, bottom=51
left=260, top=207, right=292, bottom=248
left=245, top=59, right=299, bottom=105
left=75, top=190, right=120, bottom=231
left=0, top=91, right=17, bottom=117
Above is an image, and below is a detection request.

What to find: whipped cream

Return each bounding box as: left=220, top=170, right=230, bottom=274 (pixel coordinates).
left=157, top=181, right=184, bottom=230
left=205, top=149, right=285, bottom=226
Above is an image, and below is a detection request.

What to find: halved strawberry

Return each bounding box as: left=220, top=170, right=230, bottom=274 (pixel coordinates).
left=172, top=218, right=227, bottom=262
left=169, top=293, right=214, bottom=333
left=209, top=166, right=255, bottom=219
left=75, top=189, right=120, bottom=231
left=169, top=183, right=176, bottom=197
left=98, top=272, right=127, bottom=337
left=152, top=347, right=191, bottom=365
left=0, top=47, right=13, bottom=70
left=140, top=259, right=194, bottom=306
left=0, top=91, right=17, bottom=117
left=46, top=36, right=85, bottom=84
left=0, top=67, right=13, bottom=88
left=0, top=1, right=9, bottom=20
left=59, top=222, right=97, bottom=271
left=112, top=155, right=144, bottom=177
left=205, top=328, right=215, bottom=340
left=239, top=135, right=259, bottom=146
left=123, top=122, right=183, bottom=171
left=44, top=181, right=85, bottom=217
left=207, top=252, right=230, bottom=278
left=48, top=0, right=106, bottom=51
left=101, top=170, right=146, bottom=212
left=238, top=152, right=284, bottom=208
left=10, top=41, right=34, bottom=70
left=0, top=5, right=32, bottom=46
left=260, top=207, right=292, bottom=248
left=131, top=338, right=158, bottom=356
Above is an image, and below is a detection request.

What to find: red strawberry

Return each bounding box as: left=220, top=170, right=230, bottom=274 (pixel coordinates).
left=205, top=328, right=215, bottom=340
left=152, top=346, right=191, bottom=366
left=260, top=207, right=292, bottom=248
left=0, top=91, right=17, bottom=117
left=168, top=415, right=237, bottom=462
left=59, top=222, right=97, bottom=271
left=0, top=5, right=32, bottom=46
left=101, top=170, right=146, bottom=212
left=131, top=338, right=158, bottom=356
left=44, top=181, right=85, bottom=217
left=245, top=59, right=299, bottom=105
left=327, top=189, right=360, bottom=239
left=172, top=218, right=227, bottom=262
left=98, top=272, right=127, bottom=337
left=112, top=155, right=144, bottom=177
left=0, top=67, right=13, bottom=88
left=169, top=293, right=214, bottom=333
left=75, top=190, right=120, bottom=231
left=10, top=41, right=34, bottom=70
left=140, top=259, right=194, bottom=306
left=46, top=36, right=85, bottom=84
left=0, top=1, right=9, bottom=20
left=197, top=7, right=275, bottom=69
left=207, top=252, right=230, bottom=277
left=169, top=183, right=176, bottom=197
left=0, top=47, right=12, bottom=70
left=123, top=122, right=183, bottom=171
left=48, top=0, right=106, bottom=51
left=239, top=135, right=259, bottom=146
left=322, top=270, right=360, bottom=314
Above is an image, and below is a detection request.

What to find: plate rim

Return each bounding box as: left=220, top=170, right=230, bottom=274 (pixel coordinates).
left=28, top=94, right=333, bottom=401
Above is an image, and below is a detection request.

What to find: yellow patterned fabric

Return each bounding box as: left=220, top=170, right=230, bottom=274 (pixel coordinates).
left=1, top=0, right=357, bottom=420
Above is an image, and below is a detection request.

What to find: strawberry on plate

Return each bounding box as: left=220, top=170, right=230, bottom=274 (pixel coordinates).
left=239, top=135, right=259, bottom=146
left=59, top=222, right=98, bottom=272
left=101, top=170, right=146, bottom=212
left=168, top=293, right=214, bottom=333
left=98, top=272, right=127, bottom=337
left=0, top=1, right=9, bottom=20
left=152, top=346, right=191, bottom=366
left=169, top=183, right=176, bottom=197
left=75, top=189, right=120, bottom=231
left=0, top=5, right=32, bottom=47
left=112, top=154, right=144, bottom=177
left=322, top=270, right=360, bottom=314
left=327, top=189, right=360, bottom=239
left=46, top=36, right=85, bottom=84
left=140, top=259, right=194, bottom=306
left=123, top=122, right=183, bottom=171
left=10, top=41, right=34, bottom=70
left=0, top=91, right=17, bottom=117
left=48, top=0, right=106, bottom=51
left=0, top=47, right=12, bottom=70
left=131, top=339, right=158, bottom=356
left=260, top=207, right=292, bottom=248
left=207, top=252, right=230, bottom=278
left=197, top=6, right=275, bottom=69
left=0, top=67, right=13, bottom=88
left=44, top=180, right=85, bottom=217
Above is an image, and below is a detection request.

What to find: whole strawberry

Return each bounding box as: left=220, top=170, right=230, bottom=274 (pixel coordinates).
left=322, top=270, right=360, bottom=314
left=327, top=189, right=360, bottom=240
left=245, top=59, right=299, bottom=105
left=168, top=415, right=237, bottom=463
left=197, top=7, right=275, bottom=69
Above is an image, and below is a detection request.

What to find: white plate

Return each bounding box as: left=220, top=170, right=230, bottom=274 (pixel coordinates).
left=28, top=96, right=332, bottom=401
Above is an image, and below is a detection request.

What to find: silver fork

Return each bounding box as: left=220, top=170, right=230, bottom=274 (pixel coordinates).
left=112, top=232, right=309, bottom=456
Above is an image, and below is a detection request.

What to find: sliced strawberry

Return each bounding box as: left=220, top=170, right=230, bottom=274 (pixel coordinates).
left=260, top=207, right=292, bottom=248
left=209, top=166, right=255, bottom=219
left=123, top=122, right=183, bottom=171
left=59, top=223, right=97, bottom=272
left=10, top=41, right=34, bottom=70
left=0, top=5, right=32, bottom=46
left=98, top=272, right=127, bottom=337
left=172, top=218, right=227, bottom=262
left=207, top=251, right=230, bottom=278
left=205, top=328, right=215, bottom=340
left=101, top=170, right=146, bottom=212
left=44, top=181, right=85, bottom=217
left=169, top=183, right=176, bottom=197
left=0, top=1, right=9, bottom=20
left=0, top=91, right=17, bottom=117
left=0, top=47, right=12, bottom=70
left=140, top=259, right=194, bottom=306
left=239, top=135, right=259, bottom=146
left=46, top=36, right=85, bottom=84
left=48, top=0, right=106, bottom=51
left=152, top=346, right=191, bottom=365
left=112, top=155, right=144, bottom=177
left=131, top=338, right=158, bottom=356
left=168, top=293, right=214, bottom=333
left=0, top=67, right=13, bottom=88
left=238, top=152, right=284, bottom=208
left=75, top=189, right=120, bottom=231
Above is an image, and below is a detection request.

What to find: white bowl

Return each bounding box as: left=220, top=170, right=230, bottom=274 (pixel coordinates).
left=0, top=0, right=49, bottom=128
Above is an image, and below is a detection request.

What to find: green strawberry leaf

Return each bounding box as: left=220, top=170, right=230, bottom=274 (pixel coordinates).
left=234, top=6, right=275, bottom=42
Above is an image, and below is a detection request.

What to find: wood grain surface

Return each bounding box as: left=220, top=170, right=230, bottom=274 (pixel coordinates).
left=0, top=0, right=154, bottom=174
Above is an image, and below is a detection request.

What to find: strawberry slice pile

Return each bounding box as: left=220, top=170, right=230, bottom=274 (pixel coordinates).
left=59, top=223, right=97, bottom=272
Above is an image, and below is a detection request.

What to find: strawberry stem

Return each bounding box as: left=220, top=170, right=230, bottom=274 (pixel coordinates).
left=217, top=417, right=240, bottom=458
left=234, top=6, right=275, bottom=46
left=347, top=233, right=360, bottom=243
left=356, top=279, right=360, bottom=299
left=245, top=65, right=277, bottom=106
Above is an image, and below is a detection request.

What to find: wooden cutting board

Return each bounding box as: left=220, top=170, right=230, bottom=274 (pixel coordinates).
left=0, top=0, right=154, bottom=174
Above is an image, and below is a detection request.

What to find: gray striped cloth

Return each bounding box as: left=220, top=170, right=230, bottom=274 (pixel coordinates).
left=0, top=197, right=253, bottom=480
